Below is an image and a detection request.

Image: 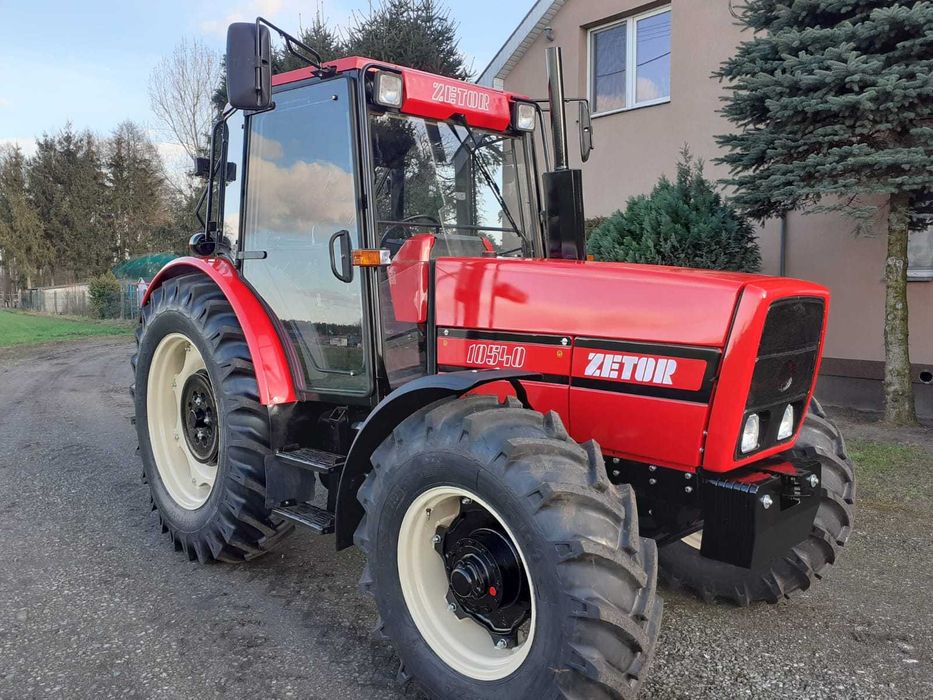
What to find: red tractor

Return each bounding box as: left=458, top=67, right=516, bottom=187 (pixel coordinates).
left=133, top=19, right=855, bottom=699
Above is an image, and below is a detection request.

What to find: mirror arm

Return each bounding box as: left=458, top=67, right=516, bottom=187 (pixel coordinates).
left=256, top=16, right=326, bottom=71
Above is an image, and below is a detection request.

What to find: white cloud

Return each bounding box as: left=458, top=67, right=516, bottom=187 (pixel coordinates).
left=0, top=98, right=9, bottom=109
left=248, top=153, right=357, bottom=232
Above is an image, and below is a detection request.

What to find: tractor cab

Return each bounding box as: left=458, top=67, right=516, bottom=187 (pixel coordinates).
left=198, top=27, right=556, bottom=404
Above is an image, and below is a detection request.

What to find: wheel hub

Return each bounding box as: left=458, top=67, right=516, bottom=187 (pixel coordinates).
left=438, top=505, right=531, bottom=643
left=180, top=370, right=217, bottom=463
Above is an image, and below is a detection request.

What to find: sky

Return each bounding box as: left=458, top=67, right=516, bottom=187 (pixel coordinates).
left=0, top=0, right=530, bottom=159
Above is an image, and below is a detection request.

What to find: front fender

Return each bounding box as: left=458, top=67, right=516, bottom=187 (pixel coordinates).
left=334, top=369, right=539, bottom=550
left=144, top=257, right=297, bottom=406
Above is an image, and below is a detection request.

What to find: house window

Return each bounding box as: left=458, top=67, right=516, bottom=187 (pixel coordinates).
left=908, top=227, right=933, bottom=281
left=589, top=6, right=671, bottom=116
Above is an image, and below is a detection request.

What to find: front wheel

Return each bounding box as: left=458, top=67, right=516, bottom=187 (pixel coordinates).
left=355, top=395, right=662, bottom=698
left=658, top=399, right=856, bottom=605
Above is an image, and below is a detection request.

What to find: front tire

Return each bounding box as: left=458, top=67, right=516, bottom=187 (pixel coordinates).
left=658, top=399, right=855, bottom=605
left=355, top=395, right=662, bottom=698
left=133, top=273, right=293, bottom=562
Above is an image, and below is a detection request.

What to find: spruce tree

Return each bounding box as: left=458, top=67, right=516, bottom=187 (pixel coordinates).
left=588, top=150, right=761, bottom=272
left=0, top=146, right=48, bottom=288
left=716, top=1, right=933, bottom=425
left=345, top=0, right=470, bottom=79
left=105, top=121, right=170, bottom=260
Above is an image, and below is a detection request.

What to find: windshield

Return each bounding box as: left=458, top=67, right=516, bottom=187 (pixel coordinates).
left=369, top=112, right=537, bottom=257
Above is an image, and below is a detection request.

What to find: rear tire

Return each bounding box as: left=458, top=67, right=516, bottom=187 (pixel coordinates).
left=133, top=273, right=293, bottom=562
left=658, top=399, right=855, bottom=605
left=355, top=395, right=662, bottom=698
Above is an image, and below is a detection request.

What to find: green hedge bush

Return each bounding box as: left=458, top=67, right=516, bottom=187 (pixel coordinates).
left=88, top=271, right=122, bottom=319
left=587, top=151, right=761, bottom=272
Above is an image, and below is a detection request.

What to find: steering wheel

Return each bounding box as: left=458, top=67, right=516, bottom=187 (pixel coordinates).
left=380, top=214, right=443, bottom=253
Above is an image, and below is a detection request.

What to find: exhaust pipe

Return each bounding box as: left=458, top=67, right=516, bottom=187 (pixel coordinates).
left=543, top=47, right=586, bottom=260
left=546, top=47, right=569, bottom=171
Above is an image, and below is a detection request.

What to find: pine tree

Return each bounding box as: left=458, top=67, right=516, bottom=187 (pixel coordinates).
left=346, top=0, right=470, bottom=79
left=105, top=121, right=170, bottom=260
left=716, top=1, right=933, bottom=425
left=588, top=150, right=761, bottom=272
left=28, top=125, right=110, bottom=283
left=0, top=146, right=49, bottom=289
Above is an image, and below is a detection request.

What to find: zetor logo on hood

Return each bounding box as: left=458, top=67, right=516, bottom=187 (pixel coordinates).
left=584, top=352, right=678, bottom=386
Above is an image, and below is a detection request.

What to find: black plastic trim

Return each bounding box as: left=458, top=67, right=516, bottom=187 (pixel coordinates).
left=333, top=369, right=539, bottom=550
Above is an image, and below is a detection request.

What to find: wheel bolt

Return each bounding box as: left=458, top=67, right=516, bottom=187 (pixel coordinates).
left=173, top=433, right=179, bottom=441
left=807, top=474, right=819, bottom=488
left=448, top=603, right=457, bottom=612
left=461, top=498, right=472, bottom=506
left=432, top=534, right=441, bottom=545
left=760, top=494, right=774, bottom=509
left=495, top=639, right=508, bottom=649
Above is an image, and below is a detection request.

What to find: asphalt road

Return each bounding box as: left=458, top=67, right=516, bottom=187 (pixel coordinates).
left=0, top=339, right=931, bottom=699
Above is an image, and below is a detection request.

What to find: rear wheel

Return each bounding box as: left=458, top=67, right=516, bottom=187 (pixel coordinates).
left=356, top=395, right=662, bottom=698
left=133, top=273, right=293, bottom=562
left=658, top=399, right=855, bottom=604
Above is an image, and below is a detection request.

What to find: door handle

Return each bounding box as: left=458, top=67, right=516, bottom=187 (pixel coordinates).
left=329, top=229, right=354, bottom=283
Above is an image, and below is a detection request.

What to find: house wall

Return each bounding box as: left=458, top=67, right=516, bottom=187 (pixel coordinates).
left=497, top=0, right=933, bottom=417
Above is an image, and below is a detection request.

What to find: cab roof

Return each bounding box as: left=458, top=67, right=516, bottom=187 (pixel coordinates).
left=270, top=56, right=530, bottom=133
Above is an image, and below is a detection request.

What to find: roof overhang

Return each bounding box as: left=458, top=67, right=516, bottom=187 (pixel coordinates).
left=477, top=0, right=566, bottom=87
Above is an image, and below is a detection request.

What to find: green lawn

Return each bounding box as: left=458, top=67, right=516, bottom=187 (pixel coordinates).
left=0, top=309, right=133, bottom=348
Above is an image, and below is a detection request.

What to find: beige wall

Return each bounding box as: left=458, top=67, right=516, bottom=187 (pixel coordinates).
left=500, top=0, right=933, bottom=374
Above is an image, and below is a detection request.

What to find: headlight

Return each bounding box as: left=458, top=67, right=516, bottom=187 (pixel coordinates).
left=512, top=101, right=536, bottom=132
left=373, top=71, right=403, bottom=108
left=777, top=404, right=795, bottom=440
left=740, top=413, right=760, bottom=454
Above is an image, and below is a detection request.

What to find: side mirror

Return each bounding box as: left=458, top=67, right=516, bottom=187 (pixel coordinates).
left=579, top=101, right=594, bottom=163
left=226, top=22, right=272, bottom=110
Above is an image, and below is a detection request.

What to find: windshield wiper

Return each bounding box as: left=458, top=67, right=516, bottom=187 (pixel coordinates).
left=448, top=124, right=531, bottom=256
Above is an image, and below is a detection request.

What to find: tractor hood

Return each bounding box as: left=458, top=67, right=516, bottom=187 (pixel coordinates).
left=433, top=258, right=766, bottom=348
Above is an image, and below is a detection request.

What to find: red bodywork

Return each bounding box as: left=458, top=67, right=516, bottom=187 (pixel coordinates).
left=426, top=256, right=830, bottom=473
left=272, top=57, right=529, bottom=132
left=144, top=258, right=296, bottom=406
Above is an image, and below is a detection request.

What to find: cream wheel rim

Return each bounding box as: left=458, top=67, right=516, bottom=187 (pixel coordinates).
left=147, top=333, right=218, bottom=510
left=397, top=486, right=536, bottom=681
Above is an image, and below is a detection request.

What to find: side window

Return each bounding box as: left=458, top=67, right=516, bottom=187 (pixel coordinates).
left=908, top=227, right=933, bottom=281
left=589, top=6, right=671, bottom=115
left=241, top=79, right=369, bottom=395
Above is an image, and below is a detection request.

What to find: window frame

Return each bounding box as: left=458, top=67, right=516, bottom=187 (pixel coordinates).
left=587, top=4, right=672, bottom=118
left=907, top=226, right=933, bottom=282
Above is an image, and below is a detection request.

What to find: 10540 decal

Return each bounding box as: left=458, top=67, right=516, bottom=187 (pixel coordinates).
left=465, top=343, right=527, bottom=368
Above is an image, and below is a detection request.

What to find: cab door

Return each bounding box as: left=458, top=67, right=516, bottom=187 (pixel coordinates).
left=240, top=77, right=371, bottom=398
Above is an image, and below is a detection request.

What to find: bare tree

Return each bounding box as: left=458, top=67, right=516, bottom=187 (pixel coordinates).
left=148, top=37, right=221, bottom=161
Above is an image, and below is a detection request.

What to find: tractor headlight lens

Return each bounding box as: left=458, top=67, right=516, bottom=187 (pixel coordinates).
left=373, top=71, right=403, bottom=108
left=512, top=101, right=536, bottom=132
left=740, top=413, right=760, bottom=454
left=777, top=404, right=795, bottom=440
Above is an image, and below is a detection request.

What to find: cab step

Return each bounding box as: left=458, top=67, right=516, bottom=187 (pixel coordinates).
left=272, top=502, right=335, bottom=535
left=274, top=447, right=345, bottom=475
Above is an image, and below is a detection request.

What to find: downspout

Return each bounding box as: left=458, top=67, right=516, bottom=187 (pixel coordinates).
left=779, top=213, right=787, bottom=276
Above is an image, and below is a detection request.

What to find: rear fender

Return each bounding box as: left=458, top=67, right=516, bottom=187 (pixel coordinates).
left=144, top=257, right=297, bottom=406
left=334, top=369, right=538, bottom=550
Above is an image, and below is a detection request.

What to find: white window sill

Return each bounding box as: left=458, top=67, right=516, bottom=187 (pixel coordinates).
left=592, top=97, right=671, bottom=119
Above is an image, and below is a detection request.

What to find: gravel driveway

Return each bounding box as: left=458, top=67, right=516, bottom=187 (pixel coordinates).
left=0, top=339, right=930, bottom=699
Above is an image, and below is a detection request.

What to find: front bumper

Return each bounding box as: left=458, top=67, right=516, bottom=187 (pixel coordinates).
left=699, top=453, right=821, bottom=570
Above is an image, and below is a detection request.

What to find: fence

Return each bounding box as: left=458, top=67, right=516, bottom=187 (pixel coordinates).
left=18, top=280, right=144, bottom=320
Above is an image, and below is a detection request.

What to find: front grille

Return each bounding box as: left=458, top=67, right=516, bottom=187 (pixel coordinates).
left=737, top=297, right=825, bottom=458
